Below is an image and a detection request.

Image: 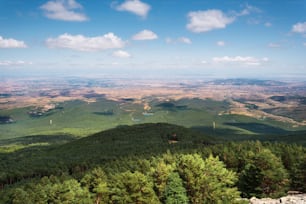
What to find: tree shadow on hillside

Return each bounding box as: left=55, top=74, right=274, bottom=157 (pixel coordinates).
left=93, top=111, right=114, bottom=116
left=192, top=123, right=289, bottom=141
left=0, top=134, right=76, bottom=146
left=192, top=123, right=306, bottom=144
left=155, top=102, right=190, bottom=112
left=223, top=122, right=289, bottom=135
left=191, top=126, right=245, bottom=141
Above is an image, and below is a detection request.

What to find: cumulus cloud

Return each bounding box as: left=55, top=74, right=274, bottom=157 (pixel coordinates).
left=40, top=0, right=88, bottom=21
left=45, top=33, right=125, bottom=51
left=166, top=37, right=192, bottom=44
left=187, top=10, right=235, bottom=33
left=217, top=41, right=225, bottom=46
left=212, top=56, right=269, bottom=66
left=132, top=29, right=158, bottom=40
left=187, top=5, right=261, bottom=33
left=116, top=0, right=150, bottom=18
left=113, top=50, right=131, bottom=58
left=292, top=22, right=306, bottom=33
left=0, top=36, right=27, bottom=48
left=0, top=60, right=32, bottom=66
left=178, top=37, right=192, bottom=44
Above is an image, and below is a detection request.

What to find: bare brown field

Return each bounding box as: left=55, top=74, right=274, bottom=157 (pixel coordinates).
left=0, top=77, right=305, bottom=126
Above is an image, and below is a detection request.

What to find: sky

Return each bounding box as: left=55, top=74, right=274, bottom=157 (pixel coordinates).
left=0, top=0, right=306, bottom=79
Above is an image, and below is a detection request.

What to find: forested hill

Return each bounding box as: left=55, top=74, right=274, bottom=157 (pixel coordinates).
left=0, top=123, right=306, bottom=203
left=0, top=123, right=215, bottom=189
left=55, top=123, right=216, bottom=160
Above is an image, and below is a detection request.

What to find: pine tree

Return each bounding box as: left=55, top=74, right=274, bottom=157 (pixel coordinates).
left=177, top=154, right=240, bottom=203
left=153, top=160, right=174, bottom=201
left=164, top=172, right=188, bottom=204
left=11, top=188, right=33, bottom=204
left=109, top=171, right=160, bottom=204
left=239, top=148, right=289, bottom=198
left=81, top=167, right=109, bottom=204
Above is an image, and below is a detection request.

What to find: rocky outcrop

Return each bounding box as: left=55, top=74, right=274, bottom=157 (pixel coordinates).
left=249, top=194, right=306, bottom=204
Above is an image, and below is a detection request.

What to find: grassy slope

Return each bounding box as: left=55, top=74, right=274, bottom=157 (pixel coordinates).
left=1, top=97, right=303, bottom=140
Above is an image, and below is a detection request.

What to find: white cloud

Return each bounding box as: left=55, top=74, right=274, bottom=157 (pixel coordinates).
left=303, top=42, right=306, bottom=47
left=268, top=43, right=281, bottom=48
left=178, top=37, right=192, bottom=44
left=186, top=5, right=261, bottom=33
left=217, top=41, right=225, bottom=46
left=292, top=22, right=306, bottom=33
left=45, top=33, right=125, bottom=51
left=212, top=56, right=269, bottom=66
left=113, top=50, right=131, bottom=58
left=0, top=60, right=32, bottom=66
left=166, top=37, right=192, bottom=44
left=187, top=10, right=235, bottom=33
left=0, top=36, right=27, bottom=48
left=40, top=0, right=88, bottom=21
left=132, top=29, right=158, bottom=40
left=236, top=4, right=261, bottom=16
left=116, top=0, right=150, bottom=18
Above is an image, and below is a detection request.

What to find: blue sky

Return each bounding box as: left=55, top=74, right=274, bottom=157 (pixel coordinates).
left=0, top=0, right=306, bottom=79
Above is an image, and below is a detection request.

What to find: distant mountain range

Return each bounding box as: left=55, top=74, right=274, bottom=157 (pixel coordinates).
left=210, top=78, right=287, bottom=86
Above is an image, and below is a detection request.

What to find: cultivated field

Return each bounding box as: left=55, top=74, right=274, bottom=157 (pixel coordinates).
left=1, top=77, right=306, bottom=139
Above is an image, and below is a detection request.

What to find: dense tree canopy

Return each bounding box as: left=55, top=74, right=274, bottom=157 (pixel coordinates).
left=239, top=148, right=289, bottom=198
left=0, top=123, right=306, bottom=203
left=164, top=172, right=188, bottom=204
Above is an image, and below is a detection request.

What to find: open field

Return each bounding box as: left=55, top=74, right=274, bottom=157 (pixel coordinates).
left=0, top=77, right=306, bottom=140
left=1, top=78, right=306, bottom=203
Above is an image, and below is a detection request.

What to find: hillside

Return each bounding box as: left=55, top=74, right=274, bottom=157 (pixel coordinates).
left=0, top=123, right=215, bottom=187
left=2, top=78, right=306, bottom=140
left=0, top=123, right=306, bottom=203
left=55, top=123, right=215, bottom=159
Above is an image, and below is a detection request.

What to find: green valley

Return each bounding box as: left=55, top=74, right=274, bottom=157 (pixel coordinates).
left=1, top=78, right=306, bottom=203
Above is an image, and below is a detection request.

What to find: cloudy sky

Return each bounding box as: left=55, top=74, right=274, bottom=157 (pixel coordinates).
left=0, top=0, right=306, bottom=78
